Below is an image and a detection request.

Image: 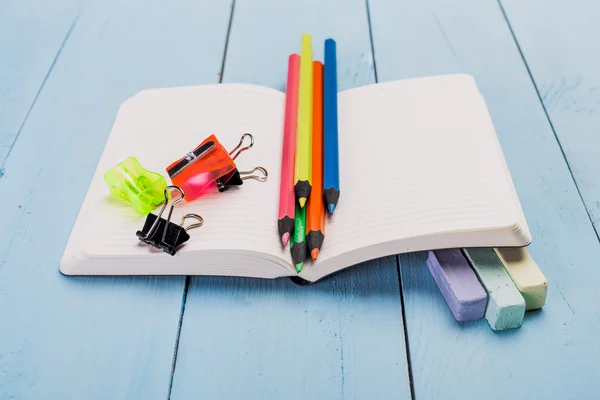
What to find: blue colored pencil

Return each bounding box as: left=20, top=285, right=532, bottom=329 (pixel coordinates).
left=323, top=38, right=340, bottom=215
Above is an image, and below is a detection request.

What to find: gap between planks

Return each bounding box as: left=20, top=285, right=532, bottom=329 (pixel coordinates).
left=366, top=0, right=415, bottom=396
left=497, top=0, right=600, bottom=245
left=396, top=258, right=416, bottom=400
left=0, top=9, right=82, bottom=172
left=167, top=1, right=237, bottom=398
left=167, top=276, right=191, bottom=400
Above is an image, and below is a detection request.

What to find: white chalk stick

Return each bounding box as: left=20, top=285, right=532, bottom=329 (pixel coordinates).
left=463, top=248, right=526, bottom=330
left=494, top=247, right=547, bottom=310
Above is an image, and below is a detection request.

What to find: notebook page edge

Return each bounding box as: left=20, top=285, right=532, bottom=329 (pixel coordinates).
left=302, top=223, right=530, bottom=282
left=337, top=73, right=477, bottom=96
left=59, top=248, right=294, bottom=278
left=474, top=89, right=532, bottom=245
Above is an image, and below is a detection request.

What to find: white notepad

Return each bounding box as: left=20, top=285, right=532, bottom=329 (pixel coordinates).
left=60, top=73, right=531, bottom=282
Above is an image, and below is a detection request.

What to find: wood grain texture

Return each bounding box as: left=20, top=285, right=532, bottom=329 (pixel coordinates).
left=0, top=0, right=233, bottom=398
left=0, top=0, right=87, bottom=165
left=169, top=1, right=412, bottom=399
left=369, top=0, right=600, bottom=398
left=172, top=259, right=409, bottom=400
left=499, top=0, right=600, bottom=232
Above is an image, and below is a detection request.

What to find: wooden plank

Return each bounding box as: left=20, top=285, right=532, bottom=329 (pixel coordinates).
left=0, top=0, right=233, bottom=398
left=172, top=260, right=410, bottom=399
left=0, top=0, right=87, bottom=166
left=169, top=1, right=412, bottom=398
left=368, top=0, right=600, bottom=398
left=499, top=0, right=600, bottom=231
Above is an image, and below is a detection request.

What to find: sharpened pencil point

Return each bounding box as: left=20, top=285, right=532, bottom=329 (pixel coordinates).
left=298, top=197, right=306, bottom=208
left=294, top=180, right=311, bottom=204
left=323, top=187, right=340, bottom=214
left=291, top=239, right=307, bottom=271
left=295, top=263, right=303, bottom=273
left=306, top=230, right=324, bottom=262
left=311, top=249, right=319, bottom=261
left=278, top=216, right=294, bottom=246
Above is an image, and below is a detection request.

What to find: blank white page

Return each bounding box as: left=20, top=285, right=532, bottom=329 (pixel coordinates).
left=300, top=74, right=530, bottom=281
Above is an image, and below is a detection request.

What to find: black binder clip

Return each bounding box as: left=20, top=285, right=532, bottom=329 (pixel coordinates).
left=215, top=166, right=269, bottom=192
left=136, top=186, right=204, bottom=255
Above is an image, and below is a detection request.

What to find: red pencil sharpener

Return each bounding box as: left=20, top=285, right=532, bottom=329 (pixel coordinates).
left=166, top=133, right=256, bottom=201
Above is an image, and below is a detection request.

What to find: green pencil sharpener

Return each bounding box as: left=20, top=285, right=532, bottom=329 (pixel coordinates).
left=104, top=156, right=168, bottom=215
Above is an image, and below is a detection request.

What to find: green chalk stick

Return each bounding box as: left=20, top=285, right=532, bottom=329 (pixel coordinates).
left=464, top=248, right=526, bottom=330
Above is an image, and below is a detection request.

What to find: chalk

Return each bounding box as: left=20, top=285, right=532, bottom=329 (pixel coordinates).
left=494, top=247, right=547, bottom=310
left=426, top=249, right=487, bottom=322
left=463, top=248, right=526, bottom=330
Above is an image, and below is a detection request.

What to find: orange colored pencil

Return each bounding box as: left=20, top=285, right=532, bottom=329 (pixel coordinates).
left=306, top=61, right=325, bottom=260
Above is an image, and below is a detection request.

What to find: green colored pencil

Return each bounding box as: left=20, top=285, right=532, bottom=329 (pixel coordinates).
left=290, top=203, right=307, bottom=272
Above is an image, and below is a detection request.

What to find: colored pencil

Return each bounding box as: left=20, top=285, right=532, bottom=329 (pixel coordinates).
left=306, top=61, right=325, bottom=261
left=323, top=38, right=340, bottom=215
left=294, top=33, right=313, bottom=208
left=277, top=54, right=301, bottom=246
left=290, top=203, right=307, bottom=272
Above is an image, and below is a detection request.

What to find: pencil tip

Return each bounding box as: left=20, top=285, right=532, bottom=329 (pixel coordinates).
left=323, top=188, right=340, bottom=213
left=311, top=249, right=320, bottom=261
left=295, top=263, right=303, bottom=273
left=298, top=198, right=307, bottom=208
left=282, top=233, right=290, bottom=246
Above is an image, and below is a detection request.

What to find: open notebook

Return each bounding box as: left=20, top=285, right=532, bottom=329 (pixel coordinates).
left=60, top=73, right=531, bottom=283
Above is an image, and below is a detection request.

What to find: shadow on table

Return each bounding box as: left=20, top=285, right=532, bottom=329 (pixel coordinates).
left=188, top=254, right=404, bottom=300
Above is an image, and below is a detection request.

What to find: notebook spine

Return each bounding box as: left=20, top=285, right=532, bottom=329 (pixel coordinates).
left=288, top=276, right=314, bottom=286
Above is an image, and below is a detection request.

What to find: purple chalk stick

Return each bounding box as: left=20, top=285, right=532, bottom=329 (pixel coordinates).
left=426, top=249, right=487, bottom=322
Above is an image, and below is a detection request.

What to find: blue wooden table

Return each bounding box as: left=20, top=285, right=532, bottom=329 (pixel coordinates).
left=1, top=0, right=599, bottom=398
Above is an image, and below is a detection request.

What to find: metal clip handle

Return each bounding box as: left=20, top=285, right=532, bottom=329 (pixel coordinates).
left=239, top=166, right=268, bottom=182
left=141, top=186, right=185, bottom=241
left=180, top=214, right=204, bottom=231
left=229, top=133, right=254, bottom=161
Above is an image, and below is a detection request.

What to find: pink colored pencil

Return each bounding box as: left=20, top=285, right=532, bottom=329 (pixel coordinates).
left=278, top=54, right=301, bottom=246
